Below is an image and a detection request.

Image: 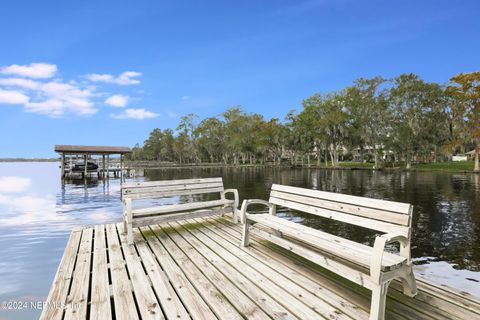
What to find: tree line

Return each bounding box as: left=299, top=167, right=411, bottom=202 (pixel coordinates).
left=127, top=72, right=480, bottom=172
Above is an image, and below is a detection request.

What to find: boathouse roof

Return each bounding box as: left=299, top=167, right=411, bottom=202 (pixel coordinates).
left=54, top=144, right=131, bottom=155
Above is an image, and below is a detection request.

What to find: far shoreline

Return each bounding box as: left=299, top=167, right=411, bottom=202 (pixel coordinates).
left=1, top=159, right=477, bottom=173
left=0, top=158, right=58, bottom=162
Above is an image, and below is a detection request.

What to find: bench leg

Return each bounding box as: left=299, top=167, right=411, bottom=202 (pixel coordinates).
left=370, top=281, right=390, bottom=320
left=232, top=208, right=239, bottom=224
left=123, top=215, right=128, bottom=233
left=400, top=267, right=417, bottom=297
left=241, top=222, right=250, bottom=247
left=127, top=223, right=134, bottom=244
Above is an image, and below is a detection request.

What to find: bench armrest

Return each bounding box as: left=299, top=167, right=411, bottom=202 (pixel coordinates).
left=221, top=189, right=239, bottom=208
left=221, top=189, right=240, bottom=223
left=239, top=199, right=276, bottom=224
left=380, top=233, right=409, bottom=247
left=370, top=233, right=411, bottom=284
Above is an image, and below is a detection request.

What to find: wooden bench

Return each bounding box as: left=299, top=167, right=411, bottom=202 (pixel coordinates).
left=122, top=177, right=239, bottom=244
left=240, top=184, right=417, bottom=320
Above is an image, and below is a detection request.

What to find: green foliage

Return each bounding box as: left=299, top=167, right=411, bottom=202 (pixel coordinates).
left=446, top=72, right=480, bottom=172
left=128, top=72, right=477, bottom=172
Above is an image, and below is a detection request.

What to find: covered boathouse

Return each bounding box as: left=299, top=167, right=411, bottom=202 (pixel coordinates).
left=54, top=144, right=131, bottom=179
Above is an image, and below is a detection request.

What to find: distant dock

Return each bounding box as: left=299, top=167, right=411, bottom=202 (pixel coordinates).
left=41, top=216, right=480, bottom=320
left=55, top=145, right=131, bottom=180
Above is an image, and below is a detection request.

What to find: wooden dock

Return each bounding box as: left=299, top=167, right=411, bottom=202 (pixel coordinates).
left=41, top=216, right=480, bottom=320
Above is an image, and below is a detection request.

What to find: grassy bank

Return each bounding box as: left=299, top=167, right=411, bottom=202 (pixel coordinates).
left=125, top=160, right=477, bottom=172
left=338, top=162, right=374, bottom=168
left=413, top=161, right=475, bottom=172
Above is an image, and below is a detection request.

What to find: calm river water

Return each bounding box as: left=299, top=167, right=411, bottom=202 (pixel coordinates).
left=0, top=162, right=479, bottom=319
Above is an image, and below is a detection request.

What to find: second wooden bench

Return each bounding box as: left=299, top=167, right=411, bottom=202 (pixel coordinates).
left=240, top=184, right=417, bottom=320
left=122, top=177, right=239, bottom=244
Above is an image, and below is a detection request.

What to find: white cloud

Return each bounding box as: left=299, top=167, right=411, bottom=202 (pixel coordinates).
left=0, top=63, right=147, bottom=117
left=167, top=111, right=178, bottom=118
left=25, top=81, right=96, bottom=117
left=86, top=71, right=141, bottom=85
left=0, top=177, right=31, bottom=193
left=0, top=193, right=70, bottom=227
left=181, top=95, right=190, bottom=100
left=112, top=108, right=158, bottom=120
left=0, top=78, right=41, bottom=90
left=0, top=89, right=29, bottom=104
left=88, top=209, right=117, bottom=223
left=0, top=63, right=57, bottom=78
left=105, top=94, right=129, bottom=107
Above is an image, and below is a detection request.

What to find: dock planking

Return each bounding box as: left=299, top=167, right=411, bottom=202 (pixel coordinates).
left=41, top=216, right=480, bottom=320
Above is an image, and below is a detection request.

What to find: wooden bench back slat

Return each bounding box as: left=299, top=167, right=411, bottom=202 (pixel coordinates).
left=122, top=178, right=225, bottom=200
left=123, top=182, right=224, bottom=195
left=269, top=184, right=412, bottom=237
left=122, top=177, right=222, bottom=189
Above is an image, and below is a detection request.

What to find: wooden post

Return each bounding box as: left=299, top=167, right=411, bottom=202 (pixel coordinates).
left=60, top=153, right=65, bottom=178
left=69, top=157, right=73, bottom=179
left=84, top=154, right=88, bottom=179
left=120, top=154, right=124, bottom=182
left=106, top=155, right=110, bottom=179
left=102, top=155, right=106, bottom=179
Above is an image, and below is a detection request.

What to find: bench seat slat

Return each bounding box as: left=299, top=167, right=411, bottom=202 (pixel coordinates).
left=270, top=196, right=410, bottom=237
left=272, top=184, right=411, bottom=214
left=247, top=213, right=407, bottom=271
left=133, top=199, right=234, bottom=217
left=270, top=190, right=410, bottom=226
left=132, top=207, right=232, bottom=227
left=249, top=213, right=405, bottom=268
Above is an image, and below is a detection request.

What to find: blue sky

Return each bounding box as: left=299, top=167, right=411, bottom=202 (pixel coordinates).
left=0, top=0, right=479, bottom=157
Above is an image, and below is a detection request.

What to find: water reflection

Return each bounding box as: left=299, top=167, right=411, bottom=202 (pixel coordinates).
left=146, top=166, right=480, bottom=271
left=0, top=163, right=479, bottom=319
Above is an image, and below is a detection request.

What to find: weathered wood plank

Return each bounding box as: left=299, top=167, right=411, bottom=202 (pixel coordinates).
left=123, top=182, right=224, bottom=195
left=390, top=278, right=480, bottom=320
left=124, top=187, right=225, bottom=200
left=161, top=222, right=294, bottom=319
left=132, top=207, right=233, bottom=228
left=117, top=224, right=164, bottom=319
left=40, top=228, right=82, bottom=320
left=269, top=196, right=409, bottom=236
left=45, top=221, right=480, bottom=320
left=247, top=213, right=406, bottom=269
left=249, top=223, right=376, bottom=289
left=208, top=217, right=429, bottom=320
left=133, top=199, right=234, bottom=217
left=149, top=224, right=245, bottom=320
left=270, top=190, right=410, bottom=226
left=122, top=177, right=223, bottom=189
left=192, top=217, right=369, bottom=320
left=214, top=217, right=470, bottom=320
left=105, top=224, right=139, bottom=320
left=64, top=228, right=93, bottom=319
left=271, top=184, right=411, bottom=214
left=132, top=228, right=191, bottom=320
left=90, top=225, right=112, bottom=320
left=138, top=226, right=219, bottom=320
left=176, top=219, right=354, bottom=320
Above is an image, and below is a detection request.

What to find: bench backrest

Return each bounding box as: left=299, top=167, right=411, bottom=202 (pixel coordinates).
left=269, top=184, right=413, bottom=238
left=122, top=177, right=225, bottom=200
